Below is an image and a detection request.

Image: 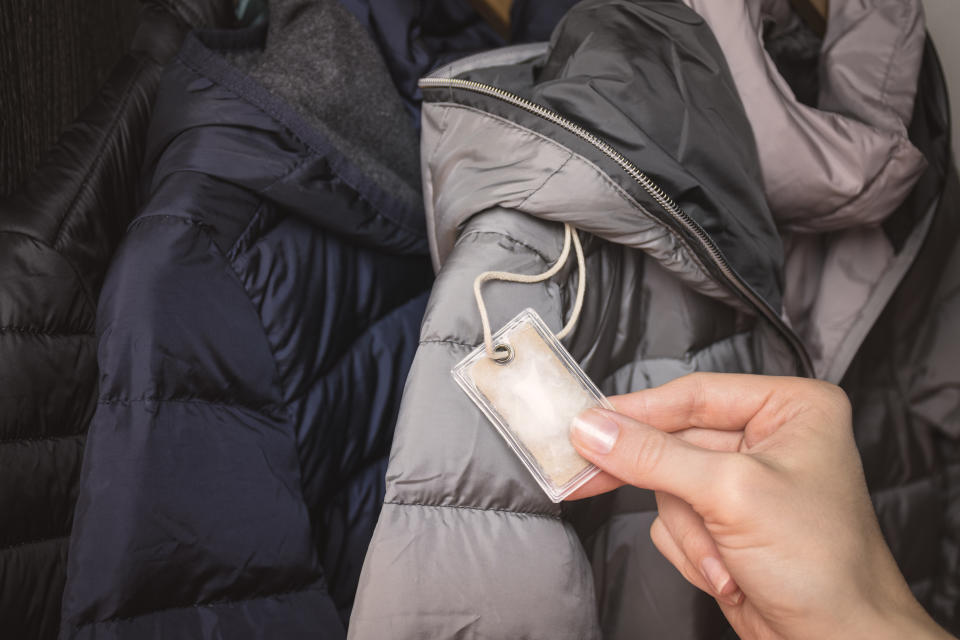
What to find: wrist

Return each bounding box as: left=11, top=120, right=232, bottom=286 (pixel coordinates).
left=863, top=594, right=952, bottom=640
left=820, top=574, right=950, bottom=640
left=843, top=542, right=953, bottom=639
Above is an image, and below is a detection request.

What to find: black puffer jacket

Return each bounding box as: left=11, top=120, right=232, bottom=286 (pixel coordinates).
left=0, top=2, right=233, bottom=638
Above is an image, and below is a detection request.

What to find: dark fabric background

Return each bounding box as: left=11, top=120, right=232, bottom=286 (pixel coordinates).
left=0, top=0, right=139, bottom=196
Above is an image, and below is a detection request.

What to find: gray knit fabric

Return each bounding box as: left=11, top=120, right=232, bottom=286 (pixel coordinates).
left=235, top=0, right=423, bottom=209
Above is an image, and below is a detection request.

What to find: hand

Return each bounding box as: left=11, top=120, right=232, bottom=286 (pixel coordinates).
left=568, top=373, right=952, bottom=640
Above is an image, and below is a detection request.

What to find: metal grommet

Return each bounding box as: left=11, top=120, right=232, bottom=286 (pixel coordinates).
left=492, top=343, right=514, bottom=365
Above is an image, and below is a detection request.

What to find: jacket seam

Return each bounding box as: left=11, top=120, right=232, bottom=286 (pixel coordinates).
left=0, top=534, right=68, bottom=552
left=128, top=212, right=209, bottom=231
left=516, top=154, right=574, bottom=208
left=216, top=250, right=295, bottom=418
left=102, top=213, right=286, bottom=415
left=98, top=397, right=285, bottom=419
left=73, top=585, right=325, bottom=629
left=417, top=230, right=557, bottom=351
left=457, top=228, right=553, bottom=265
left=0, top=326, right=93, bottom=337
left=383, top=500, right=561, bottom=521
left=876, top=5, right=911, bottom=115
left=225, top=201, right=272, bottom=260
left=0, top=432, right=85, bottom=445
left=208, top=222, right=334, bottom=576
left=419, top=338, right=475, bottom=349
left=0, top=230, right=99, bottom=329
left=138, top=166, right=305, bottom=246
left=174, top=52, right=424, bottom=241
left=426, top=99, right=455, bottom=169
left=51, top=57, right=149, bottom=253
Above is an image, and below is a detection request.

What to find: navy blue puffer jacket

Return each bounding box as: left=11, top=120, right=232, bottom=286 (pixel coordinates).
left=58, top=2, right=432, bottom=637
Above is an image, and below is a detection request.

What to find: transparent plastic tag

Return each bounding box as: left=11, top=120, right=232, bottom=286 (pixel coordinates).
left=452, top=308, right=610, bottom=502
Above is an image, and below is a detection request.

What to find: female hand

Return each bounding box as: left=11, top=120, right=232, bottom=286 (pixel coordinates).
left=568, top=373, right=951, bottom=640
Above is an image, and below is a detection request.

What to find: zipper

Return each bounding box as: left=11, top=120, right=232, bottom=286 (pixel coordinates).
left=419, top=76, right=814, bottom=377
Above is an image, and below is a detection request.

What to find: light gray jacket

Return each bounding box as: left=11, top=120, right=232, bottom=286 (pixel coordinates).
left=350, top=1, right=959, bottom=637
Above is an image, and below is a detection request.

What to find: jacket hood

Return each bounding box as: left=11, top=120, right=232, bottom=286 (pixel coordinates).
left=141, top=0, right=428, bottom=256
left=683, top=0, right=927, bottom=232
left=680, top=0, right=933, bottom=379
left=421, top=0, right=785, bottom=313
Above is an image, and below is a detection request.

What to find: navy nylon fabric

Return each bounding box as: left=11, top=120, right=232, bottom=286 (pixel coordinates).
left=510, top=0, right=580, bottom=42
left=337, top=0, right=504, bottom=127
left=338, top=0, right=588, bottom=128
left=59, top=27, right=432, bottom=639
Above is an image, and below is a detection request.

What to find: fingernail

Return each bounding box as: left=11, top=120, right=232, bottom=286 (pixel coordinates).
left=570, top=410, right=620, bottom=454
left=723, top=589, right=744, bottom=607
left=701, top=557, right=733, bottom=597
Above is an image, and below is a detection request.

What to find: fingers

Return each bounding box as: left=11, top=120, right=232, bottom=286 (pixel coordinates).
left=565, top=471, right=623, bottom=500
left=650, top=517, right=712, bottom=593
left=673, top=427, right=744, bottom=453
left=570, top=407, right=731, bottom=509
left=650, top=516, right=743, bottom=607
left=608, top=373, right=817, bottom=434
left=566, top=428, right=742, bottom=500
left=656, top=492, right=742, bottom=606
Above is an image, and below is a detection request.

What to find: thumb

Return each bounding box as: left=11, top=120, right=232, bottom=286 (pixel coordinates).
left=571, top=408, right=728, bottom=509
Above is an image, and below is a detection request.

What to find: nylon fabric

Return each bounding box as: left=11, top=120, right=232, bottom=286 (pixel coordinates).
left=680, top=0, right=932, bottom=378
left=350, top=3, right=799, bottom=637
left=0, top=3, right=234, bottom=639
left=337, top=0, right=504, bottom=127
left=59, top=2, right=433, bottom=637
left=350, top=1, right=958, bottom=638
left=682, top=0, right=927, bottom=232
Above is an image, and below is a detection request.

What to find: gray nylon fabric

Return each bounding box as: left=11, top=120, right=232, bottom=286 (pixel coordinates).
left=421, top=104, right=749, bottom=312
left=682, top=0, right=926, bottom=233
left=350, top=0, right=956, bottom=638
left=350, top=2, right=797, bottom=638
left=682, top=0, right=930, bottom=379
left=461, top=1, right=787, bottom=314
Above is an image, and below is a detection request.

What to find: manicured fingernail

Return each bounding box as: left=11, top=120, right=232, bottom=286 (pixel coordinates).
left=571, top=410, right=619, bottom=454
left=701, top=557, right=733, bottom=597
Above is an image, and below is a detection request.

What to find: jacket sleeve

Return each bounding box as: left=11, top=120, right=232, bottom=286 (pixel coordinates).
left=58, top=215, right=343, bottom=639
left=348, top=214, right=602, bottom=640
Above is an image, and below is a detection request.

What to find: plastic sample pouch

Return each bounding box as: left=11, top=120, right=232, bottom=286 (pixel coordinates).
left=453, top=308, right=610, bottom=502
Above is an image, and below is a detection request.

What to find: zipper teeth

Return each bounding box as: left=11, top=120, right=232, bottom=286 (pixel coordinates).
left=422, top=78, right=726, bottom=266
left=420, top=76, right=813, bottom=376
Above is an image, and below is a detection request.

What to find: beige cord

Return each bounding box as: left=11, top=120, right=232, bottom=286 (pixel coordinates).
left=473, top=223, right=586, bottom=361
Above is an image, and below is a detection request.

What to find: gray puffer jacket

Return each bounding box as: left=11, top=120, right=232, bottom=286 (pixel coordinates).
left=349, top=1, right=959, bottom=638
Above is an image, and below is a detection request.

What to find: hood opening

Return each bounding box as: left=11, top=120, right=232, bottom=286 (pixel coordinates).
left=695, top=0, right=941, bottom=380
left=225, top=0, right=422, bottom=214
